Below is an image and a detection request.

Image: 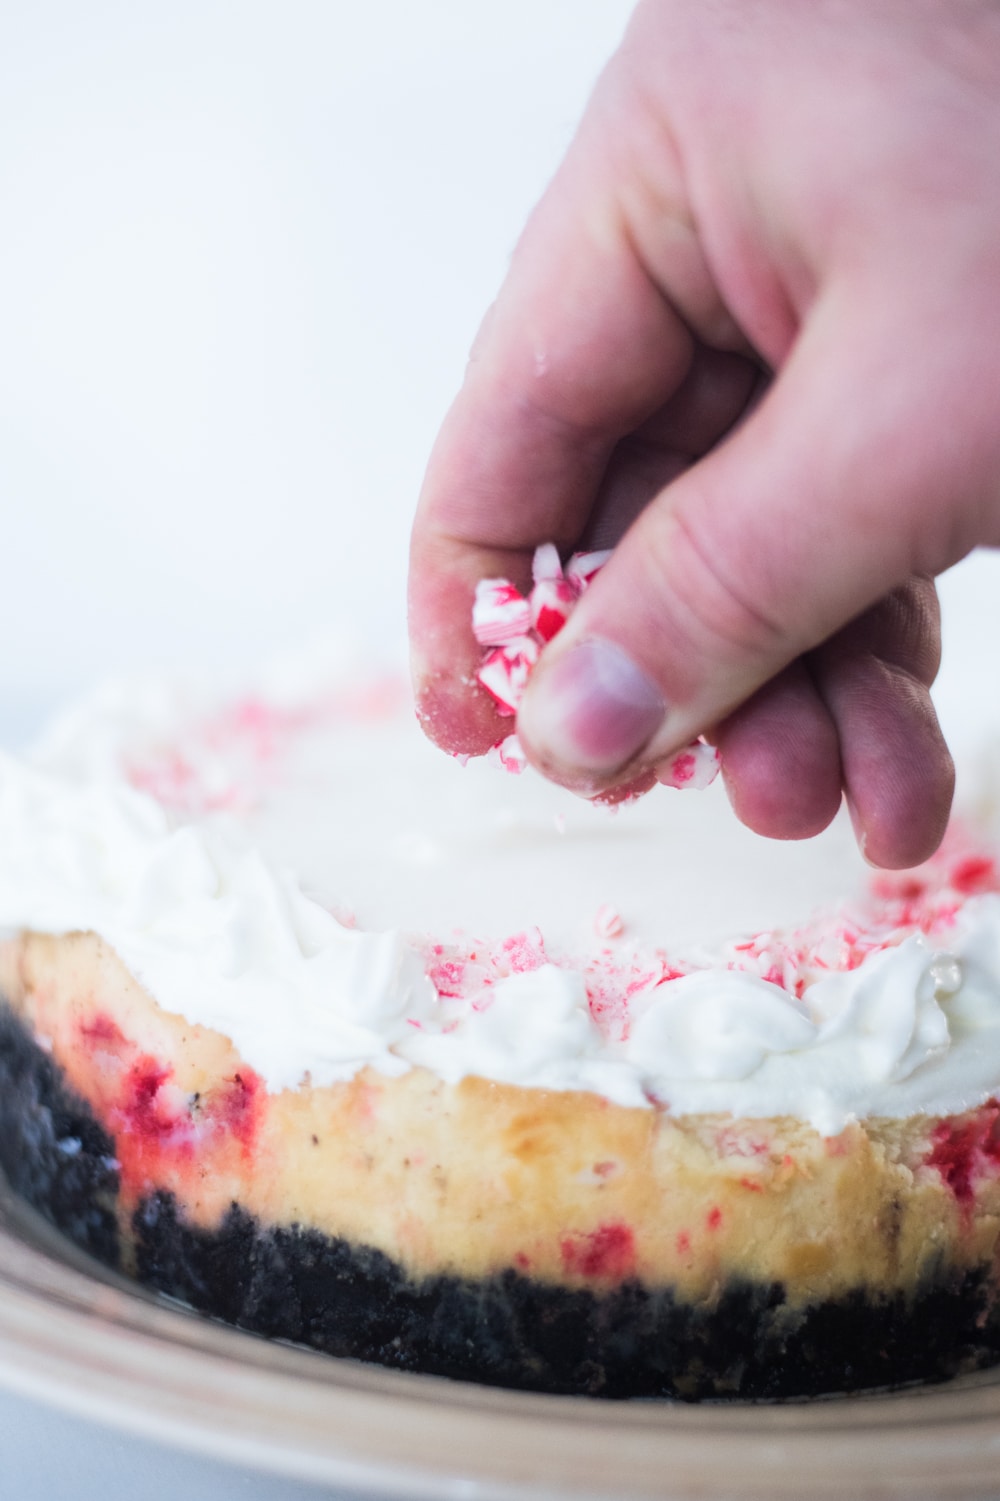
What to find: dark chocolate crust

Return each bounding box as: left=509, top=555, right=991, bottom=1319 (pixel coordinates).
left=2, top=1003, right=999, bottom=1400
left=0, top=1004, right=120, bottom=1267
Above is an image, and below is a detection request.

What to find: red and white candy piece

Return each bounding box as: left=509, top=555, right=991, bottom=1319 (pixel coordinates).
left=527, top=542, right=577, bottom=643
left=486, top=733, right=528, bottom=775
left=477, top=636, right=539, bottom=715
left=531, top=542, right=563, bottom=584
left=658, top=740, right=721, bottom=790
left=529, top=575, right=577, bottom=642
left=565, top=549, right=612, bottom=592
left=472, top=578, right=532, bottom=647
left=594, top=904, right=625, bottom=940
left=474, top=545, right=608, bottom=660
left=474, top=544, right=722, bottom=792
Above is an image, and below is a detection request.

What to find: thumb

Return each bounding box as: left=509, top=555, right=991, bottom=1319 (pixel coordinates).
left=516, top=298, right=970, bottom=794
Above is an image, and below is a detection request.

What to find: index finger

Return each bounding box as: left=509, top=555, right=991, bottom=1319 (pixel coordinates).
left=408, top=93, right=696, bottom=755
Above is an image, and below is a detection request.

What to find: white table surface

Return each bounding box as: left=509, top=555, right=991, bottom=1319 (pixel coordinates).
left=0, top=1387, right=359, bottom=1501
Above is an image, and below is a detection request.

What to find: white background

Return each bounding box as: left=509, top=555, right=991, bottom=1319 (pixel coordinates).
left=0, top=0, right=633, bottom=738
left=0, top=3, right=998, bottom=1495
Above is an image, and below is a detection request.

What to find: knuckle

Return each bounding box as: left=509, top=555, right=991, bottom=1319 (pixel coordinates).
left=825, top=576, right=942, bottom=685
left=644, top=502, right=793, bottom=666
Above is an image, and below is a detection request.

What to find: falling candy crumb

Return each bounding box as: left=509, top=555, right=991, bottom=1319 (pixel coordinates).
left=486, top=734, right=528, bottom=775
left=594, top=904, right=625, bottom=940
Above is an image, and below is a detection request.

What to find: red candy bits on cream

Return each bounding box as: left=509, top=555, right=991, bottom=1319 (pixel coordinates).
left=474, top=543, right=721, bottom=789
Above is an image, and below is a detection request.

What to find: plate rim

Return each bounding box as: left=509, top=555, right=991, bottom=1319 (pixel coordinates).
left=3, top=1190, right=1000, bottom=1500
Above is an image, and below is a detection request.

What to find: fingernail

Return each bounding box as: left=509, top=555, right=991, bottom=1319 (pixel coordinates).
left=518, top=637, right=666, bottom=777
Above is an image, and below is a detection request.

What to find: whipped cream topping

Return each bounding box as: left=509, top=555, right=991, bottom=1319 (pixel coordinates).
left=3, top=655, right=1000, bottom=1134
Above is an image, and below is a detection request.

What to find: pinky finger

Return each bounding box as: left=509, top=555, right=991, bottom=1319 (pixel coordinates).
left=811, top=579, right=954, bottom=869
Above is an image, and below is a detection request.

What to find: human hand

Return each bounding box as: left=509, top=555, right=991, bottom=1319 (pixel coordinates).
left=409, top=0, right=1000, bottom=868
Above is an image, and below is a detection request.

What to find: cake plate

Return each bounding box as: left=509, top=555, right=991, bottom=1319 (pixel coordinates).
left=0, top=1175, right=999, bottom=1501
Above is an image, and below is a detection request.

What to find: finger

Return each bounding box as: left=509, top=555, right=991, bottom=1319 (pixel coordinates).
left=515, top=291, right=969, bottom=799
left=581, top=348, right=762, bottom=551
left=411, top=343, right=758, bottom=754
left=706, top=662, right=843, bottom=840
left=631, top=348, right=765, bottom=457
left=409, top=88, right=698, bottom=754
left=408, top=535, right=536, bottom=758
left=811, top=578, right=954, bottom=868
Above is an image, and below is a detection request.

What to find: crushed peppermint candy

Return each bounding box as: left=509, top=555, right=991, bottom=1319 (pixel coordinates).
left=530, top=575, right=577, bottom=642
left=658, top=740, right=721, bottom=791
left=531, top=542, right=563, bottom=583
left=472, top=579, right=533, bottom=647
left=565, top=549, right=613, bottom=591
left=474, top=543, right=720, bottom=790
left=417, top=836, right=1000, bottom=1039
left=477, top=636, right=539, bottom=716
left=486, top=733, right=528, bottom=775
left=594, top=904, right=625, bottom=940
left=473, top=543, right=601, bottom=713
